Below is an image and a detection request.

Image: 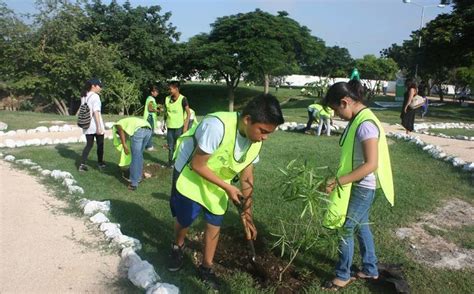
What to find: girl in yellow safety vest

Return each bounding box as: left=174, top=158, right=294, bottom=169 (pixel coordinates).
left=321, top=80, right=394, bottom=291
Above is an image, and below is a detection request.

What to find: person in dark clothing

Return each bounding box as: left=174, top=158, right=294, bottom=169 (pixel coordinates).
left=400, top=79, right=418, bottom=134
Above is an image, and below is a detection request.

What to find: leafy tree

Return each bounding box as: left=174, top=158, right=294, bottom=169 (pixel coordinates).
left=103, top=71, right=141, bottom=115
left=83, top=0, right=180, bottom=89
left=355, top=55, right=398, bottom=99
left=309, top=46, right=354, bottom=78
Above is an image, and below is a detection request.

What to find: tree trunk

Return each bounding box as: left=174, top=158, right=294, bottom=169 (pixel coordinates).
left=227, top=86, right=235, bottom=112
left=53, top=98, right=70, bottom=116
left=264, top=74, right=270, bottom=94
left=438, top=83, right=444, bottom=102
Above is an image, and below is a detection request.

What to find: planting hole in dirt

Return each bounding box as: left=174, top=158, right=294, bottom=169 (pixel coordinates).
left=187, top=227, right=316, bottom=293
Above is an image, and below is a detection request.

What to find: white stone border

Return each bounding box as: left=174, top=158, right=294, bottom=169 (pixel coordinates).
left=386, top=132, right=474, bottom=174
left=413, top=122, right=474, bottom=141
left=276, top=121, right=342, bottom=133
left=0, top=152, right=179, bottom=294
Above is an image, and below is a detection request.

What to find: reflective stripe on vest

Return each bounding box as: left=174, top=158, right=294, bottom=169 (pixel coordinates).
left=175, top=112, right=262, bottom=215
left=112, top=117, right=151, bottom=167
left=165, top=94, right=185, bottom=128
left=323, top=108, right=394, bottom=229
left=143, top=96, right=158, bottom=125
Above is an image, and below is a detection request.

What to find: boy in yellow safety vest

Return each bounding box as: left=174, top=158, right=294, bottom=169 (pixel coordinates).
left=162, top=81, right=191, bottom=167
left=167, top=94, right=284, bottom=290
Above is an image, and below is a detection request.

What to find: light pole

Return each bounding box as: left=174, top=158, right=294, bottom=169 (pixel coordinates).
left=402, top=0, right=447, bottom=77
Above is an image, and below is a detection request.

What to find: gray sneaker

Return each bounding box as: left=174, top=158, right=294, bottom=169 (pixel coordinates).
left=167, top=243, right=184, bottom=272
left=78, top=164, right=88, bottom=172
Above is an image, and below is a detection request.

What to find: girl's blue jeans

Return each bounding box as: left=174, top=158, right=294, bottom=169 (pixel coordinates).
left=145, top=114, right=154, bottom=149
left=335, top=185, right=378, bottom=281
left=130, top=128, right=152, bottom=187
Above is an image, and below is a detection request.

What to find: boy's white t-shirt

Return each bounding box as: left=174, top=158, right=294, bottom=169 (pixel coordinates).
left=175, top=116, right=259, bottom=172
left=81, top=91, right=105, bottom=135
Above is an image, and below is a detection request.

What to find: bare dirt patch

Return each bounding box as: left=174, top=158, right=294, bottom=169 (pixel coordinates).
left=396, top=198, right=474, bottom=270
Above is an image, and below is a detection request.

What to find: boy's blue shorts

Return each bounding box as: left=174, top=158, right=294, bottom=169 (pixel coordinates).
left=170, top=169, right=224, bottom=228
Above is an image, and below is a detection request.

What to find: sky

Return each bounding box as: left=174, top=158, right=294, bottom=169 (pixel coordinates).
left=4, top=0, right=453, bottom=59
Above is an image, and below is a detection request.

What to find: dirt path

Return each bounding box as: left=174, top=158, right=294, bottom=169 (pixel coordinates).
left=0, top=160, right=127, bottom=293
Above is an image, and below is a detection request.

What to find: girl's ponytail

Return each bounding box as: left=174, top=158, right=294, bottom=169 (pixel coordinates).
left=80, top=80, right=93, bottom=98
left=347, top=79, right=365, bottom=101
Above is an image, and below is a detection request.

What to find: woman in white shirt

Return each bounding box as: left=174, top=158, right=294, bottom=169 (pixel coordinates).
left=79, top=78, right=106, bottom=172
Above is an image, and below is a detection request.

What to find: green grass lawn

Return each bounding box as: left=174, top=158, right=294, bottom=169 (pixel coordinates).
left=5, top=130, right=473, bottom=293
left=428, top=128, right=474, bottom=138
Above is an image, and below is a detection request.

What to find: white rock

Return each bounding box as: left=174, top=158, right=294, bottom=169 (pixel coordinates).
left=25, top=139, right=41, bottom=146
left=15, top=141, right=25, bottom=147
left=113, top=235, right=142, bottom=251
left=84, top=200, right=111, bottom=215
left=146, top=283, right=180, bottom=294
left=100, top=222, right=120, bottom=232
left=0, top=143, right=4, bottom=148
left=26, top=129, right=37, bottom=134
left=89, top=212, right=110, bottom=224
left=16, top=129, right=26, bottom=135
left=53, top=139, right=61, bottom=145
left=41, top=138, right=53, bottom=145
left=41, top=170, right=51, bottom=176
left=452, top=158, right=466, bottom=167
left=0, top=121, right=8, bottom=131
left=30, top=165, right=42, bottom=171
left=104, top=226, right=122, bottom=240
left=35, top=126, right=49, bottom=133
left=422, top=144, right=434, bottom=151
left=62, top=178, right=77, bottom=187
left=121, top=248, right=142, bottom=267
left=50, top=170, right=64, bottom=180
left=5, top=140, right=16, bottom=148
left=0, top=131, right=4, bottom=136
left=68, top=185, right=84, bottom=194
left=4, top=155, right=15, bottom=161
left=128, top=260, right=159, bottom=290
left=6, top=130, right=16, bottom=136
left=16, top=158, right=34, bottom=165
left=78, top=136, right=87, bottom=143
left=60, top=124, right=73, bottom=132
left=49, top=125, right=60, bottom=132
left=0, top=152, right=3, bottom=158
left=462, top=162, right=474, bottom=172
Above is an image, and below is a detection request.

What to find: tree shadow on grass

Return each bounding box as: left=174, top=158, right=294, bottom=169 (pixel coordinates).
left=109, top=199, right=219, bottom=293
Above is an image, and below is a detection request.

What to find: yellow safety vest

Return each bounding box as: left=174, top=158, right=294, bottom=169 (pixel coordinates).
left=175, top=112, right=262, bottom=215
left=309, top=103, right=333, bottom=118
left=112, top=117, right=151, bottom=167
left=143, top=96, right=158, bottom=126
left=323, top=108, right=394, bottom=229
left=165, top=94, right=185, bottom=128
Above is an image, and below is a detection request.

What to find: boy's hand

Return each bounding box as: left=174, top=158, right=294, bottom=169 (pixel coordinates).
left=123, top=145, right=130, bottom=155
left=241, top=212, right=257, bottom=240
left=225, top=184, right=243, bottom=206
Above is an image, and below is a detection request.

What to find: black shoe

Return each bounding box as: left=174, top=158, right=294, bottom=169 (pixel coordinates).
left=78, top=164, right=88, bottom=172
left=168, top=243, right=184, bottom=272
left=98, top=162, right=107, bottom=169
left=198, top=265, right=221, bottom=290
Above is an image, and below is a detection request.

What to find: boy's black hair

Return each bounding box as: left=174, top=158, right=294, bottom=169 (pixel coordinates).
left=168, top=80, right=180, bottom=89
left=241, top=94, right=284, bottom=125
left=323, top=80, right=365, bottom=107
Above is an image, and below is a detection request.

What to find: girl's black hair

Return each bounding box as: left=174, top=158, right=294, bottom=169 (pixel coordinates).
left=323, top=80, right=365, bottom=107
left=242, top=94, right=284, bottom=125
left=80, top=80, right=93, bottom=97
left=150, top=85, right=159, bottom=92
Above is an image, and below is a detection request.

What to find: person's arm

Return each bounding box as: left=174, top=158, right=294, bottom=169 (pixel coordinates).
left=190, top=147, right=243, bottom=205
left=161, top=103, right=167, bottom=131
left=148, top=101, right=157, bottom=113
left=116, top=125, right=129, bottom=155
left=404, top=88, right=416, bottom=113
left=239, top=164, right=257, bottom=240
left=183, top=105, right=191, bottom=132
left=326, top=138, right=378, bottom=193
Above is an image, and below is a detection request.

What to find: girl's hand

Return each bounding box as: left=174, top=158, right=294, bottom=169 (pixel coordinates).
left=241, top=212, right=257, bottom=240
left=123, top=145, right=130, bottom=155
left=326, top=178, right=337, bottom=194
